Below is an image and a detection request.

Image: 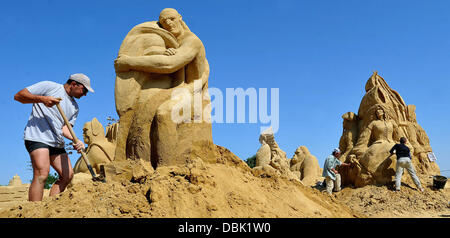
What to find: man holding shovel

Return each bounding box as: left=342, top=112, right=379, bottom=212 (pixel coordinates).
left=14, top=73, right=94, bottom=201
left=322, top=148, right=351, bottom=194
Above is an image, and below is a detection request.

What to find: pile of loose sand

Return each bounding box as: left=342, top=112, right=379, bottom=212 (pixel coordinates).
left=0, top=145, right=447, bottom=218
left=334, top=175, right=449, bottom=218
left=0, top=145, right=361, bottom=218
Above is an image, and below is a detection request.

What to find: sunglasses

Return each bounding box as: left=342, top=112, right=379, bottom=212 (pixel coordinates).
left=77, top=83, right=88, bottom=94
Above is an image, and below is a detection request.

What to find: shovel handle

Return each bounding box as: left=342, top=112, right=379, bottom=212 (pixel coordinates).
left=55, top=102, right=96, bottom=175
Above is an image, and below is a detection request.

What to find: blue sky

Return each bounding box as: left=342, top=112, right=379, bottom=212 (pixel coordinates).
left=1, top=0, right=449, bottom=185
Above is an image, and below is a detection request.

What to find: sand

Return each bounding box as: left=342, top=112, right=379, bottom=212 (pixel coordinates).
left=0, top=145, right=448, bottom=218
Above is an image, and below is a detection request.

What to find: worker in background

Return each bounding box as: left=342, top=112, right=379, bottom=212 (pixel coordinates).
left=389, top=137, right=424, bottom=192
left=322, top=148, right=350, bottom=194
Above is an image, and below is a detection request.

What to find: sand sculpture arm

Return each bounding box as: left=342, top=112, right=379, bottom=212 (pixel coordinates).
left=390, top=120, right=404, bottom=142
left=115, top=35, right=201, bottom=74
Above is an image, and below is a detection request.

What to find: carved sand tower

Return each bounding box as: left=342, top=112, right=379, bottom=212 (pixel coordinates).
left=338, top=72, right=440, bottom=187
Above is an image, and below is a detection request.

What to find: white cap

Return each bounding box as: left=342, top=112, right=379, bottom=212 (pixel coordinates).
left=332, top=148, right=341, bottom=154
left=69, top=73, right=94, bottom=93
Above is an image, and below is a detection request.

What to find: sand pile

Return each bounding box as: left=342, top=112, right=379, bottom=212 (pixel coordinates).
left=334, top=175, right=449, bottom=218
left=0, top=145, right=362, bottom=218
left=1, top=145, right=447, bottom=218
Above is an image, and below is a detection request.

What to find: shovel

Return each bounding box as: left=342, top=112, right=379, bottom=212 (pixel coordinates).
left=55, top=99, right=106, bottom=182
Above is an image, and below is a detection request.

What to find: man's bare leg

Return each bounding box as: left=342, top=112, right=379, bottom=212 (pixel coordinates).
left=49, top=153, right=74, bottom=196
left=29, top=148, right=51, bottom=201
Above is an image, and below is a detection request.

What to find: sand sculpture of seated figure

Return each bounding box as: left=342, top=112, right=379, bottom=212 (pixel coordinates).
left=74, top=118, right=115, bottom=175
left=352, top=105, right=404, bottom=185
left=253, top=128, right=296, bottom=180
left=339, top=72, right=439, bottom=186
left=114, top=8, right=213, bottom=167
left=289, top=146, right=321, bottom=186
left=339, top=112, right=358, bottom=162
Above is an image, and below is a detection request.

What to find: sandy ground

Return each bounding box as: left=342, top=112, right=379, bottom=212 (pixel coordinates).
left=334, top=175, right=449, bottom=218
left=0, top=146, right=448, bottom=218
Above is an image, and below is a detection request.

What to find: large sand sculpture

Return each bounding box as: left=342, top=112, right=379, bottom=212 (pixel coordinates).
left=113, top=8, right=213, bottom=169
left=338, top=72, right=440, bottom=187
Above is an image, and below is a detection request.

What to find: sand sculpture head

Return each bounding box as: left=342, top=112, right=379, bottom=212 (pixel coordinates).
left=376, top=107, right=385, bottom=120
left=159, top=8, right=190, bottom=37
left=298, top=146, right=310, bottom=155
left=366, top=104, right=391, bottom=122
left=292, top=146, right=311, bottom=163
left=295, top=146, right=304, bottom=156
left=259, top=128, right=275, bottom=146
left=291, top=146, right=305, bottom=165
left=83, top=118, right=105, bottom=145
left=342, top=112, right=356, bottom=130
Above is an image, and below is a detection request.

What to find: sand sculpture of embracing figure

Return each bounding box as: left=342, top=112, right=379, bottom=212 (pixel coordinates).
left=75, top=8, right=214, bottom=178
left=113, top=8, right=213, bottom=168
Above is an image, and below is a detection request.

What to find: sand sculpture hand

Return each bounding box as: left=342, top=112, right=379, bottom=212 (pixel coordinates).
left=164, top=48, right=177, bottom=56
left=114, top=55, right=131, bottom=72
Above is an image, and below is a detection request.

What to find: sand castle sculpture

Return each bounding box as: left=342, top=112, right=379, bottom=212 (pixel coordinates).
left=0, top=175, right=29, bottom=211
left=252, top=128, right=321, bottom=183
left=113, top=8, right=213, bottom=168
left=338, top=72, right=440, bottom=187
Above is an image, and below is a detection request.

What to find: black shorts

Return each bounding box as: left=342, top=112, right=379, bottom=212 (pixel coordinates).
left=24, top=140, right=67, bottom=156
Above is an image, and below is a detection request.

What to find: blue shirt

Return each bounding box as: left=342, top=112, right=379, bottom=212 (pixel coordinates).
left=322, top=154, right=342, bottom=180
left=23, top=81, right=79, bottom=148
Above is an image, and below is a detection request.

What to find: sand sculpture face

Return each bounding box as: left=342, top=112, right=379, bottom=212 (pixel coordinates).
left=376, top=108, right=385, bottom=120
left=159, top=8, right=183, bottom=37
left=82, top=118, right=104, bottom=145
left=293, top=147, right=305, bottom=160
left=82, top=127, right=90, bottom=145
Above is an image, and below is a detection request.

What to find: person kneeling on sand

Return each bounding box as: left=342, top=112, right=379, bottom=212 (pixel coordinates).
left=389, top=137, right=424, bottom=192
left=322, top=148, right=350, bottom=194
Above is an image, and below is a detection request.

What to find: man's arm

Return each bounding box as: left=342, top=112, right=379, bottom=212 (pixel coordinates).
left=389, top=144, right=397, bottom=155
left=115, top=35, right=200, bottom=74
left=62, top=125, right=84, bottom=153
left=62, top=125, right=74, bottom=141
left=14, top=88, right=60, bottom=107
